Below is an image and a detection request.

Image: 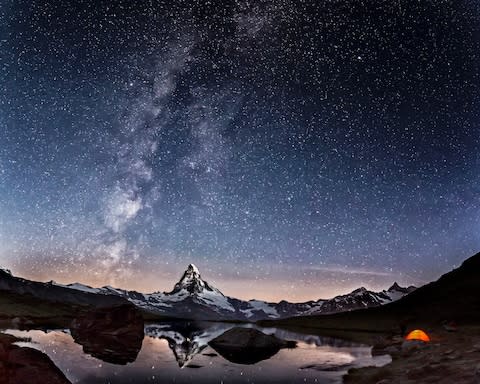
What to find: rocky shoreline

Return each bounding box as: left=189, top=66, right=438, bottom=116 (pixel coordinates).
left=343, top=325, right=480, bottom=384
left=0, top=332, right=71, bottom=384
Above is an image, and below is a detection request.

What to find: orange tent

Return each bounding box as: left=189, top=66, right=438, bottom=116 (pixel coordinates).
left=405, top=329, right=430, bottom=342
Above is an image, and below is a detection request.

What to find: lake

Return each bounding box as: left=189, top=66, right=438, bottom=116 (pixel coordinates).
left=4, top=321, right=390, bottom=384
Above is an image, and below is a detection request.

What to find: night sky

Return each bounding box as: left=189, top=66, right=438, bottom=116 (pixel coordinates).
left=1, top=0, right=480, bottom=301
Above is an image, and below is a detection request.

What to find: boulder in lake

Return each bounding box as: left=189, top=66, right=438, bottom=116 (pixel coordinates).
left=209, top=327, right=296, bottom=364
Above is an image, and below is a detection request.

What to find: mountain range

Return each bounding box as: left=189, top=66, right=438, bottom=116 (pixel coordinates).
left=0, top=267, right=125, bottom=310
left=52, top=263, right=415, bottom=321
left=265, top=251, right=480, bottom=332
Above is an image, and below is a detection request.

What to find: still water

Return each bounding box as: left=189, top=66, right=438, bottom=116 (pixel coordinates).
left=5, top=322, right=390, bottom=384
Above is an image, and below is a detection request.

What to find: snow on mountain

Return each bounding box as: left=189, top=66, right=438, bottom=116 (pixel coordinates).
left=241, top=300, right=280, bottom=318
left=0, top=267, right=12, bottom=275
left=60, top=283, right=102, bottom=294
left=162, top=264, right=235, bottom=313
left=61, top=265, right=415, bottom=321
left=170, top=264, right=205, bottom=294
left=381, top=282, right=416, bottom=303
left=303, top=283, right=417, bottom=315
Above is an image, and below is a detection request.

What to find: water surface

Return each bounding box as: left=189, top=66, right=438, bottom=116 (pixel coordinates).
left=5, top=322, right=390, bottom=384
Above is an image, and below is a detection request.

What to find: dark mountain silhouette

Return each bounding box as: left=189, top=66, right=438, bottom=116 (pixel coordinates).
left=265, top=252, right=480, bottom=331
left=0, top=268, right=132, bottom=325
left=385, top=251, right=480, bottom=322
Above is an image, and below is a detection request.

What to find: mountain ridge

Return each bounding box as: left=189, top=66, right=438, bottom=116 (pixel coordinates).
left=261, top=252, right=480, bottom=332
left=0, top=263, right=415, bottom=321
left=54, top=264, right=415, bottom=321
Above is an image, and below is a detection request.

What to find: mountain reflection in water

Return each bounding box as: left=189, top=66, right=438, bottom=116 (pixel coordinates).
left=5, top=321, right=390, bottom=384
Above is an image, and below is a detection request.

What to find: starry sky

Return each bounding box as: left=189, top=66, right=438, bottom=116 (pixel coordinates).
left=1, top=0, right=480, bottom=302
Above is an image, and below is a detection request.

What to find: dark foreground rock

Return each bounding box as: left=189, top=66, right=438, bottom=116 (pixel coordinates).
left=209, top=327, right=296, bottom=364
left=344, top=325, right=480, bottom=384
left=70, top=304, right=144, bottom=365
left=0, top=333, right=70, bottom=384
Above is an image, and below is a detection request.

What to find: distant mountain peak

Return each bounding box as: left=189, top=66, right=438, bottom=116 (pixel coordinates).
left=351, top=287, right=368, bottom=295
left=388, top=282, right=401, bottom=291
left=177, top=264, right=204, bottom=288
left=387, top=282, right=416, bottom=294
left=187, top=263, right=200, bottom=274
left=169, top=264, right=220, bottom=295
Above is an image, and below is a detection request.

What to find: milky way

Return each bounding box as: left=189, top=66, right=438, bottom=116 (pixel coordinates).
left=0, top=0, right=479, bottom=301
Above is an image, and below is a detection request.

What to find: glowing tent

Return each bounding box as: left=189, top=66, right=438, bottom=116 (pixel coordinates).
left=405, top=329, right=430, bottom=342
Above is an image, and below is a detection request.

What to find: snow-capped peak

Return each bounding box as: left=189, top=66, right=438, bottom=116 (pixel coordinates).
left=163, top=264, right=235, bottom=313
left=179, top=264, right=203, bottom=285
left=188, top=263, right=200, bottom=274
left=169, top=264, right=219, bottom=295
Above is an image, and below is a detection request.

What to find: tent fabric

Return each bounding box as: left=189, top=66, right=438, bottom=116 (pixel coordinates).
left=405, top=329, right=430, bottom=342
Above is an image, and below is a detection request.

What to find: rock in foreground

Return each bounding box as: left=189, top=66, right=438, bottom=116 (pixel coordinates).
left=344, top=325, right=480, bottom=384
left=0, top=333, right=70, bottom=384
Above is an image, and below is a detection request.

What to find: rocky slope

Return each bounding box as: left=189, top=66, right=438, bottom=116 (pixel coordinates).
left=0, top=268, right=128, bottom=311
